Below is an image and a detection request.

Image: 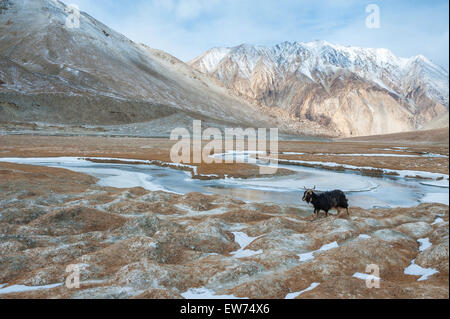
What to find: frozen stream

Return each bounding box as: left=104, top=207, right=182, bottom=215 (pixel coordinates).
left=0, top=155, right=448, bottom=209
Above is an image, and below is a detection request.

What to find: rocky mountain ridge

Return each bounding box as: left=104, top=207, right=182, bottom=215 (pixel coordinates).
left=190, top=41, right=449, bottom=136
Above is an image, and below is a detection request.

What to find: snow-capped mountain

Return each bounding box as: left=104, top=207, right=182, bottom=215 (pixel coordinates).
left=1, top=0, right=447, bottom=137
left=190, top=41, right=449, bottom=136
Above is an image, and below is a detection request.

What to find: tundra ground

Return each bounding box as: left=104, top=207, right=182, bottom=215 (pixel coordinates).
left=0, top=135, right=448, bottom=299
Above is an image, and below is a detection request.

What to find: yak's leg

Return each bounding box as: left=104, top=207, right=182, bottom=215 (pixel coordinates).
left=325, top=210, right=329, bottom=217
left=317, top=209, right=324, bottom=219
left=346, top=207, right=350, bottom=216
left=336, top=207, right=341, bottom=217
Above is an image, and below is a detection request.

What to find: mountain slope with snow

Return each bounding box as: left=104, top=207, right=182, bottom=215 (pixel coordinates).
left=190, top=41, right=449, bottom=136
left=2, top=0, right=327, bottom=135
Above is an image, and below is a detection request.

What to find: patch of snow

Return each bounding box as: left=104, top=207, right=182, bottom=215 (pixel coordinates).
left=358, top=234, right=371, bottom=239
left=319, top=241, right=339, bottom=251
left=181, top=287, right=248, bottom=299
left=175, top=205, right=228, bottom=217
left=425, top=153, right=449, bottom=158
left=193, top=47, right=232, bottom=73
left=375, top=148, right=409, bottom=152
left=298, top=251, right=315, bottom=262
left=231, top=249, right=263, bottom=258
left=417, top=238, right=432, bottom=252
left=149, top=242, right=158, bottom=248
left=421, top=193, right=449, bottom=205
left=404, top=259, right=438, bottom=281
left=431, top=217, right=445, bottom=225
left=232, top=232, right=260, bottom=249
left=297, top=241, right=339, bottom=262
left=198, top=174, right=220, bottom=178
left=0, top=283, right=63, bottom=295
left=230, top=232, right=263, bottom=259
left=285, top=282, right=320, bottom=299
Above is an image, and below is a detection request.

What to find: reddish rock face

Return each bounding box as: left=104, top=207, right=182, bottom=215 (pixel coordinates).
left=0, top=162, right=448, bottom=299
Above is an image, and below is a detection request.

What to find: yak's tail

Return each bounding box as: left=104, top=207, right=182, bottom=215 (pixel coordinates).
left=340, top=192, right=349, bottom=207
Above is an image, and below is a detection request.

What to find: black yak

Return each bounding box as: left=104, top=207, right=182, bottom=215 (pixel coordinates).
left=302, top=186, right=349, bottom=218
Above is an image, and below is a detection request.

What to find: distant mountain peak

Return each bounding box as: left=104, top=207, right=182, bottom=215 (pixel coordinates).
left=190, top=41, right=449, bottom=136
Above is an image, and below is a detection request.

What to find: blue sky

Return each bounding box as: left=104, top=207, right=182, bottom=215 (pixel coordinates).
left=61, top=0, right=449, bottom=70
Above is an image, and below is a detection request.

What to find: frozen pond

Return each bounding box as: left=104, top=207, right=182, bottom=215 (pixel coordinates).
left=0, top=156, right=448, bottom=209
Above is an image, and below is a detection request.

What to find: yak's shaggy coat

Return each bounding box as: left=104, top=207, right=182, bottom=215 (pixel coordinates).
left=302, top=188, right=349, bottom=217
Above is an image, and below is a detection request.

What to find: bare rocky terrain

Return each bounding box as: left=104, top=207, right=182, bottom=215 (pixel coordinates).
left=0, top=162, right=448, bottom=299
left=0, top=136, right=448, bottom=299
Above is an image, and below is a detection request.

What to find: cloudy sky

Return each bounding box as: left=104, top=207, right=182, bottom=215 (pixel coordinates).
left=61, top=0, right=449, bottom=70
